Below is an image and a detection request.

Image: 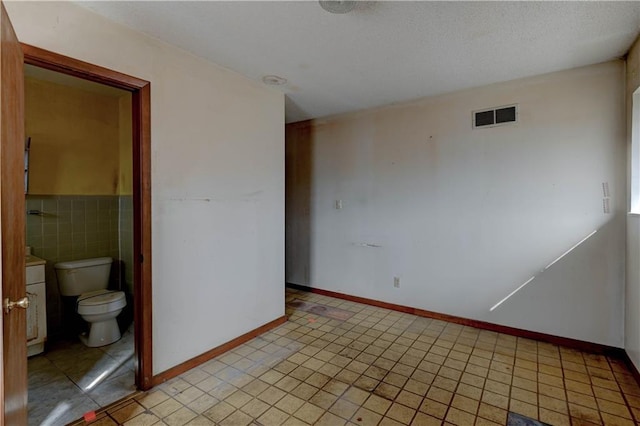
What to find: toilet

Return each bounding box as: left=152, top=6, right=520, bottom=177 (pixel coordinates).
left=54, top=257, right=126, bottom=347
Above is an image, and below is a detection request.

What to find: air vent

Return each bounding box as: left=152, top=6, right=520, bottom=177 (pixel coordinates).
left=473, top=105, right=517, bottom=129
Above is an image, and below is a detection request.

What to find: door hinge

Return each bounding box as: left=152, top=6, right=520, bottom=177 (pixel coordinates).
left=139, top=254, right=144, bottom=263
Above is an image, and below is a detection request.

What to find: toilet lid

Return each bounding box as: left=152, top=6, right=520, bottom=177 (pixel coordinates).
left=78, top=290, right=125, bottom=306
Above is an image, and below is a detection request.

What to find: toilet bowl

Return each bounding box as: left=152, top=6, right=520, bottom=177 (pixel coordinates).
left=77, top=289, right=126, bottom=347
left=54, top=257, right=127, bottom=347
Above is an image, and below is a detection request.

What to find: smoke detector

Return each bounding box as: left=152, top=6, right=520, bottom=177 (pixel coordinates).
left=319, top=1, right=357, bottom=14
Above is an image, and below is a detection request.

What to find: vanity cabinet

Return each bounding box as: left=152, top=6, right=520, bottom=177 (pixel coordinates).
left=26, top=257, right=47, bottom=356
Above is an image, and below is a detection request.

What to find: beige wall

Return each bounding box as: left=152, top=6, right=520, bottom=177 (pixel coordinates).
left=6, top=1, right=284, bottom=375
left=287, top=61, right=626, bottom=347
left=626, top=36, right=640, bottom=372
left=26, top=76, right=131, bottom=195
left=118, top=95, right=133, bottom=195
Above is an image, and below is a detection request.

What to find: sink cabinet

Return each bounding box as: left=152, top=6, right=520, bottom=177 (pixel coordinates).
left=26, top=261, right=47, bottom=356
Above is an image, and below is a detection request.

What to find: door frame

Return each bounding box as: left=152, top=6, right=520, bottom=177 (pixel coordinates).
left=21, top=44, right=154, bottom=390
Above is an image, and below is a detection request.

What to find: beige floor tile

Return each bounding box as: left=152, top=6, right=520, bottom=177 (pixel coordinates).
left=275, top=376, right=302, bottom=393
left=185, top=415, right=215, bottom=425
left=364, top=394, right=393, bottom=415
left=294, top=402, right=325, bottom=423
left=375, top=383, right=402, bottom=400
left=451, top=394, right=479, bottom=414
left=282, top=416, right=309, bottom=426
left=444, top=407, right=476, bottom=425
left=538, top=383, right=566, bottom=401
left=315, top=411, right=347, bottom=426
left=419, top=398, right=448, bottom=419
left=352, top=407, right=383, bottom=425
left=477, top=402, right=507, bottom=424
left=257, top=386, right=287, bottom=405
left=395, top=390, right=423, bottom=409
left=538, top=394, right=568, bottom=414
left=568, top=390, right=597, bottom=408
left=219, top=410, right=253, bottom=426
left=386, top=402, right=416, bottom=424
left=239, top=398, right=270, bottom=418
left=484, top=379, right=510, bottom=397
left=475, top=417, right=503, bottom=426
left=136, top=391, right=171, bottom=410
left=123, top=413, right=161, bottom=426
left=378, top=417, right=405, bottom=426
left=569, top=402, right=604, bottom=424
left=426, top=386, right=453, bottom=405
left=510, top=386, right=537, bottom=404
left=258, top=407, right=290, bottom=426
left=481, top=390, right=508, bottom=410
left=151, top=398, right=183, bottom=418
left=310, top=389, right=340, bottom=409
left=592, top=377, right=620, bottom=391
left=224, top=390, right=253, bottom=409
left=539, top=407, right=571, bottom=426
left=111, top=401, right=147, bottom=424
left=330, top=398, right=360, bottom=420
left=410, top=412, right=441, bottom=425
left=87, top=290, right=640, bottom=426
left=460, top=372, right=486, bottom=389
left=163, top=407, right=197, bottom=426
left=510, top=399, right=538, bottom=420
left=594, top=387, right=627, bottom=405
left=202, top=401, right=235, bottom=423
left=241, top=378, right=270, bottom=397
left=306, top=372, right=331, bottom=388
left=276, top=394, right=306, bottom=415
left=600, top=412, right=636, bottom=426
left=324, top=379, right=350, bottom=396
left=513, top=367, right=537, bottom=381
left=597, top=398, right=632, bottom=419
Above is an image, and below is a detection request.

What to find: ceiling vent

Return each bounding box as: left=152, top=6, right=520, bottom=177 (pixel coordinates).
left=473, top=105, right=517, bottom=129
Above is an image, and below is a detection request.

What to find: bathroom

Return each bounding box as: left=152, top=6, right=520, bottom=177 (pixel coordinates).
left=24, top=64, right=136, bottom=425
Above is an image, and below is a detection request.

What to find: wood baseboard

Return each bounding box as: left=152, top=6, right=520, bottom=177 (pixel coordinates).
left=151, top=315, right=287, bottom=387
left=620, top=351, right=640, bottom=386
left=286, top=283, right=625, bottom=357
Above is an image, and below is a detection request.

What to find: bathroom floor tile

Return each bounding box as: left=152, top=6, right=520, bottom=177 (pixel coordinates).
left=28, top=325, right=135, bottom=425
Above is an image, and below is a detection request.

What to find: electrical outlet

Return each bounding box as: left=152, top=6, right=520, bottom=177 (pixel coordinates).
left=335, top=200, right=343, bottom=210
left=393, top=277, right=400, bottom=288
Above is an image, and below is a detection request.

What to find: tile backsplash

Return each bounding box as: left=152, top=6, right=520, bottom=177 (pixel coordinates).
left=26, top=195, right=133, bottom=338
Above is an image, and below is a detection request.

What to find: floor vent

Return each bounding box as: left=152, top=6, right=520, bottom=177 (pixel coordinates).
left=473, top=105, right=517, bottom=129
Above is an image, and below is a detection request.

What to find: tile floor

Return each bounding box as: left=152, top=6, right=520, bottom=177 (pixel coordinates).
left=73, top=289, right=640, bottom=425
left=29, top=326, right=135, bottom=425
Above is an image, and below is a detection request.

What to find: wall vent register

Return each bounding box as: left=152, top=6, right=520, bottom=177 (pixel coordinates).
left=473, top=105, right=517, bottom=128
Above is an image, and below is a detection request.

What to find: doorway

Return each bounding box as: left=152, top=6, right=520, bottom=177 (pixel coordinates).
left=20, top=44, right=153, bottom=420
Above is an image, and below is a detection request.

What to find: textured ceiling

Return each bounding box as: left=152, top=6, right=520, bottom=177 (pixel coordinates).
left=78, top=1, right=640, bottom=123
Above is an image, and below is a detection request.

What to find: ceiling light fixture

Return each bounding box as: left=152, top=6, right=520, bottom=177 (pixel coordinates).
left=262, top=75, right=288, bottom=86
left=319, top=1, right=357, bottom=14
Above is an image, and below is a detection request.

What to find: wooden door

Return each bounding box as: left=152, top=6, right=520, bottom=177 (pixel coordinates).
left=0, top=1, right=27, bottom=424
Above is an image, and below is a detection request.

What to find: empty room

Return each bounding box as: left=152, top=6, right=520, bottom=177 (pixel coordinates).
left=2, top=1, right=640, bottom=426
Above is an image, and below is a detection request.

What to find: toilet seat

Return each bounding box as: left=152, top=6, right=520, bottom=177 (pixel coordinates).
left=77, top=290, right=126, bottom=315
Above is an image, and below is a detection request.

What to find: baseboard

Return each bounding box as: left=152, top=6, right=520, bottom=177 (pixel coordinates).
left=286, top=283, right=624, bottom=357
left=620, top=351, right=640, bottom=386
left=151, top=315, right=287, bottom=387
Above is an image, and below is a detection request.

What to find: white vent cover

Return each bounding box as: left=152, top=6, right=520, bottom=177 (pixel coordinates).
left=473, top=105, right=518, bottom=129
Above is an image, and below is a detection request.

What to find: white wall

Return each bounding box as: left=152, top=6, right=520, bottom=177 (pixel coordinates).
left=7, top=1, right=284, bottom=374
left=626, top=37, right=640, bottom=371
left=287, top=61, right=626, bottom=347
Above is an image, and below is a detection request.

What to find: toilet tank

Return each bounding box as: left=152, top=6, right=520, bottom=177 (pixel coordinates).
left=54, top=257, right=113, bottom=296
